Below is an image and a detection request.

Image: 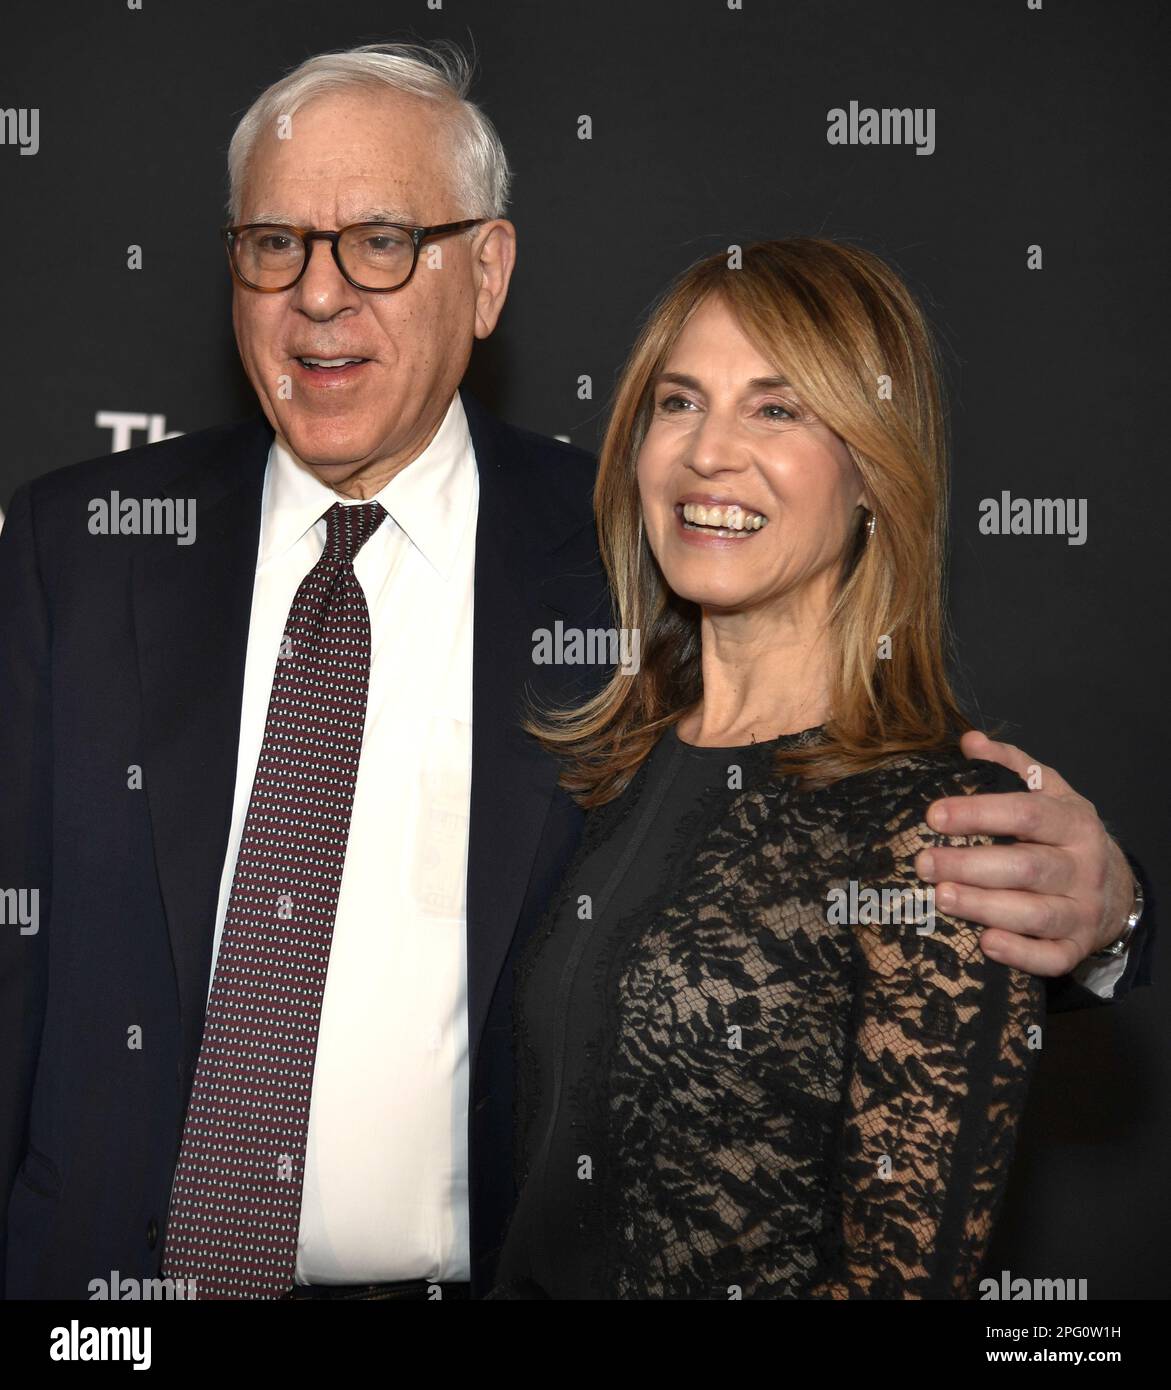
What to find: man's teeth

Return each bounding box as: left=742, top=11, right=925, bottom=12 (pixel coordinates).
left=681, top=502, right=768, bottom=533
left=298, top=357, right=365, bottom=368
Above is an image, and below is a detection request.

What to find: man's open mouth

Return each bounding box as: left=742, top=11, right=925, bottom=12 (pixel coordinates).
left=294, top=356, right=370, bottom=372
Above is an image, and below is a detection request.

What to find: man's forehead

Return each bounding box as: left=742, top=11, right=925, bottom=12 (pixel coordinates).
left=246, top=201, right=420, bottom=225
left=241, top=92, right=450, bottom=221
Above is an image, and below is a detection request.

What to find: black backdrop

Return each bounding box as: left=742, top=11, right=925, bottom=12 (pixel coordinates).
left=1, top=0, right=1167, bottom=1299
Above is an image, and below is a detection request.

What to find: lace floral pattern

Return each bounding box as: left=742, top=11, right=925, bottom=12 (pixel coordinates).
left=506, top=739, right=1042, bottom=1299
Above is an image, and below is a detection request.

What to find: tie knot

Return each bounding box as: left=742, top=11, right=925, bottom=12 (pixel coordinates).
left=322, top=500, right=386, bottom=565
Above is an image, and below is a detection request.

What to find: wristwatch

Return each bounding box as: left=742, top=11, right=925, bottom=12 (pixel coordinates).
left=1092, top=876, right=1144, bottom=959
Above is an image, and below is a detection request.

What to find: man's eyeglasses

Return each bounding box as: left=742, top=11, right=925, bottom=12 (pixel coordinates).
left=221, top=219, right=486, bottom=293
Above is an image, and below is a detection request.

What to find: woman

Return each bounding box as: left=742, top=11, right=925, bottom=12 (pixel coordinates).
left=489, top=238, right=1043, bottom=1299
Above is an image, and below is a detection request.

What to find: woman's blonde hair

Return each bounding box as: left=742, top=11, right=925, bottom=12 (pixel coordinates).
left=527, top=237, right=989, bottom=806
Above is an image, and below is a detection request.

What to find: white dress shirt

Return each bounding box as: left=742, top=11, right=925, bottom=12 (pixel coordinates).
left=1073, top=948, right=1126, bottom=998
left=207, top=390, right=477, bottom=1283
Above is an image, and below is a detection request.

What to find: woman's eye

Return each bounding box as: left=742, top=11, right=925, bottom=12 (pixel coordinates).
left=655, top=395, right=800, bottom=420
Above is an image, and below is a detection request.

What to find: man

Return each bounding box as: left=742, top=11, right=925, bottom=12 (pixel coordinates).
left=0, top=41, right=1151, bottom=1301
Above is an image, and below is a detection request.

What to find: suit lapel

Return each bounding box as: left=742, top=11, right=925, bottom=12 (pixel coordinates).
left=133, top=414, right=273, bottom=1075
left=460, top=388, right=597, bottom=1068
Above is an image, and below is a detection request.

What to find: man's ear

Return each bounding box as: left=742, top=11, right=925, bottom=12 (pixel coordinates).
left=472, top=219, right=517, bottom=340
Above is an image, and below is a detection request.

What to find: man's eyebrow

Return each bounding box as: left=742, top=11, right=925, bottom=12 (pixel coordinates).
left=352, top=207, right=417, bottom=225
left=654, top=371, right=796, bottom=391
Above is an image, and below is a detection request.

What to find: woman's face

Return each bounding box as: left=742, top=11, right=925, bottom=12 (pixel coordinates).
left=636, top=295, right=867, bottom=617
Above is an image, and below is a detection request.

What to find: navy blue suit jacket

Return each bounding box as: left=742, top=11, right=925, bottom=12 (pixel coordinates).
left=0, top=388, right=610, bottom=1298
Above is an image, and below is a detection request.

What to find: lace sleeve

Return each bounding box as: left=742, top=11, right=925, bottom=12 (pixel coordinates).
left=806, top=758, right=1044, bottom=1299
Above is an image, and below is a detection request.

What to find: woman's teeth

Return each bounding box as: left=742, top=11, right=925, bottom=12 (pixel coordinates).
left=680, top=502, right=768, bottom=537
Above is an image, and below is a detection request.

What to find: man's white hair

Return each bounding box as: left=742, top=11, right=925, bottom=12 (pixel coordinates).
left=225, top=40, right=512, bottom=224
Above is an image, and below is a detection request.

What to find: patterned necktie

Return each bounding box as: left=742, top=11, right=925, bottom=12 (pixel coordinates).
left=162, top=499, right=387, bottom=1299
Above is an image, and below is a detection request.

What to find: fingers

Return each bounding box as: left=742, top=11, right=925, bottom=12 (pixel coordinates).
left=916, top=842, right=1074, bottom=897
left=924, top=733, right=1120, bottom=973
left=977, top=926, right=1083, bottom=978
left=922, top=873, right=1071, bottom=941
left=926, top=788, right=1078, bottom=848
left=916, top=840, right=1111, bottom=963
left=958, top=729, right=1073, bottom=796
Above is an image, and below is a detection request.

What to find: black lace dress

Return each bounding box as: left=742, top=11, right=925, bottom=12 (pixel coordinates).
left=488, top=725, right=1043, bottom=1300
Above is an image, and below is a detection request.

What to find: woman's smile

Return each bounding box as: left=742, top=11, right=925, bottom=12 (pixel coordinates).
left=675, top=498, right=769, bottom=542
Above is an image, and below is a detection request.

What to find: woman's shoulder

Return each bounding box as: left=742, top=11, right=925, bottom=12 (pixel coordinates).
left=820, top=742, right=1030, bottom=867
left=825, top=745, right=1041, bottom=987
left=861, top=744, right=1029, bottom=803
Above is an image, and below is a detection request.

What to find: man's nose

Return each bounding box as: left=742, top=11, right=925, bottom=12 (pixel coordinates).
left=294, top=238, right=361, bottom=313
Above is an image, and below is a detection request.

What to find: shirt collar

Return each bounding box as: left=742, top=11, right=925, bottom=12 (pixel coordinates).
left=260, top=391, right=475, bottom=578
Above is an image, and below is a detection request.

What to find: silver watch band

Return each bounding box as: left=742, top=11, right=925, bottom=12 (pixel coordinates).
left=1092, top=877, right=1144, bottom=959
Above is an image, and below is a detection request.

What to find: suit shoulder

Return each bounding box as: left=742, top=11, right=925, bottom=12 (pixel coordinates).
left=503, top=416, right=596, bottom=470
left=22, top=414, right=271, bottom=506
left=472, top=402, right=598, bottom=542
left=490, top=414, right=596, bottom=493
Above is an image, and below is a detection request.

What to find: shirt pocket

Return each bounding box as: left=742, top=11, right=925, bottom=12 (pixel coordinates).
left=411, top=713, right=472, bottom=920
